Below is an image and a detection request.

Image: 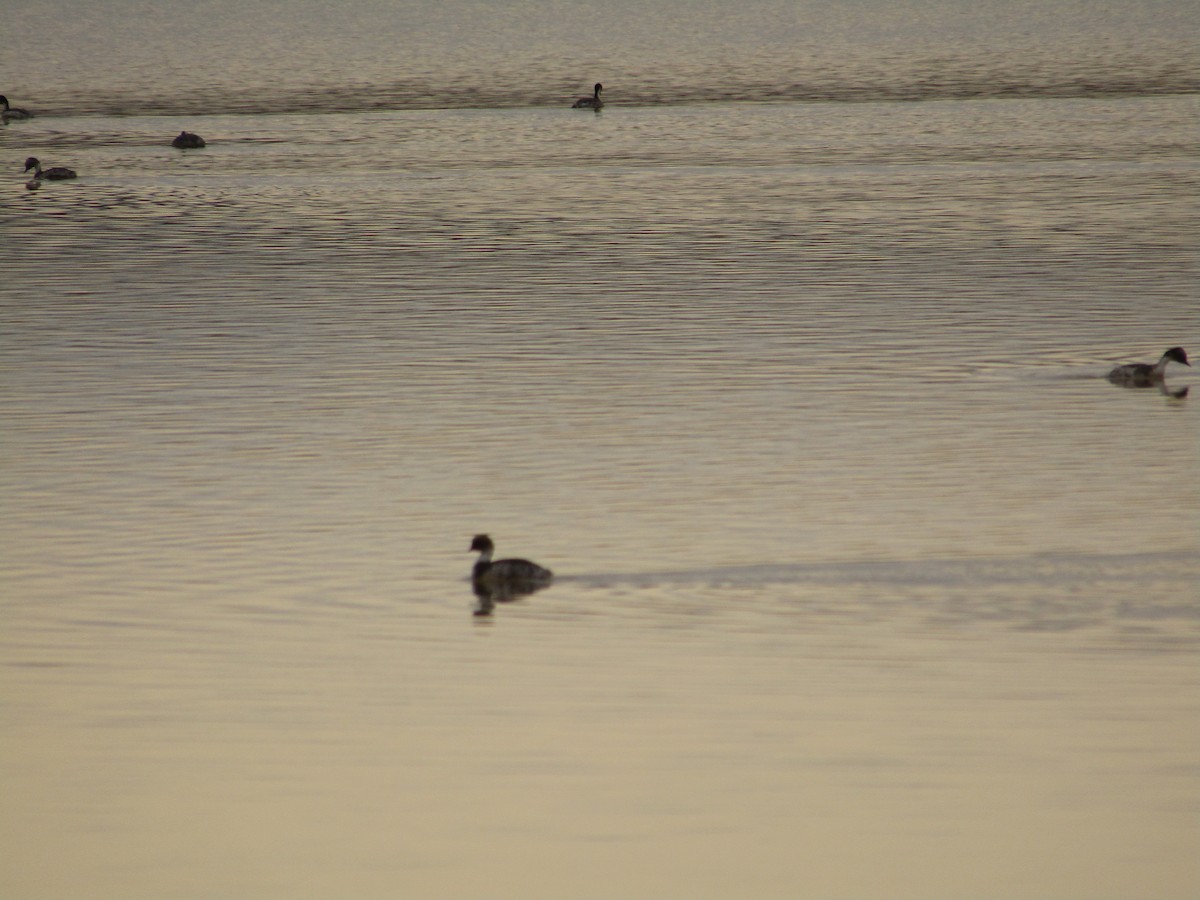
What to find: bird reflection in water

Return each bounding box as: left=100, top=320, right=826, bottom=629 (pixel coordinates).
left=472, top=576, right=553, bottom=616
left=469, top=533, right=553, bottom=617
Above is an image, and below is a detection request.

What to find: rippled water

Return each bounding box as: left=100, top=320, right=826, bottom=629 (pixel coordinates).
left=6, top=0, right=1199, bottom=114
left=3, top=1, right=1199, bottom=898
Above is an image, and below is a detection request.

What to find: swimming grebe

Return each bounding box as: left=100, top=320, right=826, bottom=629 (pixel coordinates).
left=572, top=83, right=604, bottom=109
left=470, top=534, right=553, bottom=585
left=172, top=130, right=206, bottom=149
left=1, top=95, right=33, bottom=121
left=1107, top=347, right=1190, bottom=387
left=23, top=157, right=76, bottom=180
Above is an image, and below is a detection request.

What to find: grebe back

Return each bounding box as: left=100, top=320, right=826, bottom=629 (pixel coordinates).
left=172, top=130, right=206, bottom=149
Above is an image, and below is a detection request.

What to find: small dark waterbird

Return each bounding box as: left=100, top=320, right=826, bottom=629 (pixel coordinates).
left=23, top=157, right=76, bottom=180
left=1107, top=347, right=1190, bottom=387
left=572, top=83, right=604, bottom=109
left=172, top=130, right=206, bottom=149
left=1, top=95, right=33, bottom=121
left=470, top=534, right=553, bottom=585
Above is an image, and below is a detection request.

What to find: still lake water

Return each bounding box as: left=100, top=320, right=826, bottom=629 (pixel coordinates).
left=2, top=1, right=1199, bottom=897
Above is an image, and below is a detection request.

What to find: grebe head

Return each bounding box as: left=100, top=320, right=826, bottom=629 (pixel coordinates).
left=23, top=157, right=40, bottom=173
left=470, top=534, right=495, bottom=554
left=1163, top=347, right=1190, bottom=367
left=593, top=83, right=603, bottom=96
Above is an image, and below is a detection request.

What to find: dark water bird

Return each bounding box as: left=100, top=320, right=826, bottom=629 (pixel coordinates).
left=1107, top=347, right=1190, bottom=387
left=469, top=534, right=553, bottom=616
left=1, top=95, right=33, bottom=121
left=572, top=83, right=604, bottom=109
left=23, top=157, right=76, bottom=180
left=470, top=534, right=553, bottom=584
left=172, top=130, right=206, bottom=149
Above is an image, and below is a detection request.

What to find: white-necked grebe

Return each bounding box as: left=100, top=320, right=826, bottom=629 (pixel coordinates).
left=23, top=157, right=76, bottom=180
left=1, top=95, right=33, bottom=121
left=572, top=83, right=604, bottom=109
left=1107, top=347, right=1190, bottom=387
left=470, top=534, right=553, bottom=584
left=172, top=130, right=206, bottom=149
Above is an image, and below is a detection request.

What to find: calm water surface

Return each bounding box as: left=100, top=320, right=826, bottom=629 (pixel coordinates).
left=2, top=1, right=1198, bottom=898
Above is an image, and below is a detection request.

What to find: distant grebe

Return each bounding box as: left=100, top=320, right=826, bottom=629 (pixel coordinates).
left=572, top=83, right=604, bottom=109
left=172, top=130, right=206, bottom=149
left=23, top=157, right=76, bottom=180
left=1107, top=347, right=1190, bottom=387
left=1, top=95, right=33, bottom=121
left=470, top=534, right=553, bottom=584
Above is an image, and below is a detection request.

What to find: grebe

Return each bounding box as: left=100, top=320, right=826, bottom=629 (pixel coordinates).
left=1, top=95, right=33, bottom=121
left=572, top=83, right=604, bottom=109
left=23, top=157, right=76, bottom=180
left=470, top=534, right=553, bottom=585
left=1107, top=347, right=1190, bottom=387
left=172, top=130, right=206, bottom=149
